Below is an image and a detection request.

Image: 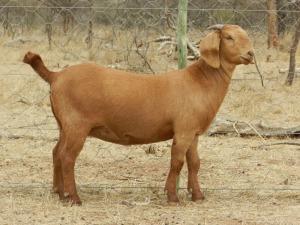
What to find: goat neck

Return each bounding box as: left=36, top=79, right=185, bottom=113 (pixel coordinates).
left=185, top=58, right=233, bottom=122
left=219, top=60, right=236, bottom=81
left=191, top=58, right=234, bottom=86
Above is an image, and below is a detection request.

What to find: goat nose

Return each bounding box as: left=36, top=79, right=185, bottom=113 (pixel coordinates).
left=248, top=51, right=254, bottom=57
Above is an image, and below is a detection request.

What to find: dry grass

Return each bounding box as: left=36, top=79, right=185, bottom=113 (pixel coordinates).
left=1, top=137, right=300, bottom=224
left=0, top=27, right=300, bottom=224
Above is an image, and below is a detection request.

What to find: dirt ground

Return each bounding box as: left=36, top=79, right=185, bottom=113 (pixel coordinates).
left=1, top=137, right=300, bottom=224
left=0, top=27, right=300, bottom=224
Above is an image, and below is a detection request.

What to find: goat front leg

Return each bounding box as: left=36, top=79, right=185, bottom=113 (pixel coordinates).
left=186, top=135, right=205, bottom=202
left=165, top=133, right=195, bottom=205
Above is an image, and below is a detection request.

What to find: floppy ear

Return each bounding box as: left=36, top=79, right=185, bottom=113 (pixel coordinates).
left=199, top=31, right=221, bottom=68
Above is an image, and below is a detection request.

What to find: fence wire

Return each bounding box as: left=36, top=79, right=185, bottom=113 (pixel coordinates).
left=0, top=0, right=300, bottom=196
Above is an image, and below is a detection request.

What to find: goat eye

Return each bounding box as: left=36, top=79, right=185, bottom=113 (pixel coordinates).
left=225, top=35, right=233, bottom=40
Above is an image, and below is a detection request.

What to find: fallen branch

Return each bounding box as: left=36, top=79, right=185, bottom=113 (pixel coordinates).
left=158, top=40, right=177, bottom=51
left=4, top=37, right=40, bottom=46
left=208, top=118, right=300, bottom=138
left=256, top=142, right=300, bottom=148
left=156, top=36, right=199, bottom=59
left=120, top=198, right=151, bottom=206
left=0, top=132, right=57, bottom=142
left=165, top=12, right=200, bottom=60
left=187, top=39, right=200, bottom=59
left=154, top=36, right=173, bottom=42
left=279, top=68, right=300, bottom=74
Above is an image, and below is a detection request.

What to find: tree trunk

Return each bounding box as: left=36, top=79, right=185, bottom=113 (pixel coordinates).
left=233, top=0, right=239, bottom=25
left=63, top=0, right=74, bottom=34
left=285, top=18, right=300, bottom=86
left=276, top=0, right=287, bottom=36
left=267, top=0, right=277, bottom=48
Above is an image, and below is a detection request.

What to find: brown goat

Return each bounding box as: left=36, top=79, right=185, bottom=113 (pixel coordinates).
left=23, top=24, right=254, bottom=205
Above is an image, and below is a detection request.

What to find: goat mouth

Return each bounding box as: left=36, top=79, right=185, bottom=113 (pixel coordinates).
left=240, top=56, right=254, bottom=64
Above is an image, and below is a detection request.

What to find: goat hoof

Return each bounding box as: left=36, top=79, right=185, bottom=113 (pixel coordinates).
left=193, top=199, right=203, bottom=204
left=52, top=187, right=59, bottom=193
left=168, top=201, right=180, bottom=206
left=192, top=193, right=205, bottom=202
left=193, top=196, right=205, bottom=204
left=167, top=194, right=180, bottom=206
left=52, top=187, right=64, bottom=196
left=61, top=198, right=82, bottom=206
left=62, top=193, right=82, bottom=206
left=52, top=187, right=65, bottom=200
left=71, top=199, right=82, bottom=206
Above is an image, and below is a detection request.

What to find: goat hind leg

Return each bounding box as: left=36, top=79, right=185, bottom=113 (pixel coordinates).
left=186, top=135, right=205, bottom=202
left=60, top=130, right=87, bottom=205
left=52, top=130, right=66, bottom=200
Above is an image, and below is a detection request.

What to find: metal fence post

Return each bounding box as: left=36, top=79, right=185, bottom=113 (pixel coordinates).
left=176, top=0, right=188, bottom=193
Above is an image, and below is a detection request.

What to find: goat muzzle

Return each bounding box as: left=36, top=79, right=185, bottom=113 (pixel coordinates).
left=241, top=51, right=254, bottom=64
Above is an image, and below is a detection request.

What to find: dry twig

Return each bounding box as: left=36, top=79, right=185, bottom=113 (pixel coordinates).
left=254, top=55, right=264, bottom=87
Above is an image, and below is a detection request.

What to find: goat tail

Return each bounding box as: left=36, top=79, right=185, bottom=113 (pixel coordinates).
left=23, top=52, right=54, bottom=84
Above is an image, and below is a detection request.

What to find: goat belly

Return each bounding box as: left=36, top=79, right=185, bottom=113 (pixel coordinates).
left=89, top=122, right=174, bottom=145
left=89, top=126, right=129, bottom=144
left=122, top=127, right=174, bottom=145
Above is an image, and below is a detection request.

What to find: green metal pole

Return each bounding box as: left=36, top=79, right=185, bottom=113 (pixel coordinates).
left=176, top=0, right=188, bottom=193
left=177, top=0, right=188, bottom=69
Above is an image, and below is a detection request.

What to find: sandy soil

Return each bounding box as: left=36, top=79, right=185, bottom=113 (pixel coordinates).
left=0, top=137, right=300, bottom=224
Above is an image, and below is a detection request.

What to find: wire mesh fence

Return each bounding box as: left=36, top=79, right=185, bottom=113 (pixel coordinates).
left=0, top=0, right=300, bottom=198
